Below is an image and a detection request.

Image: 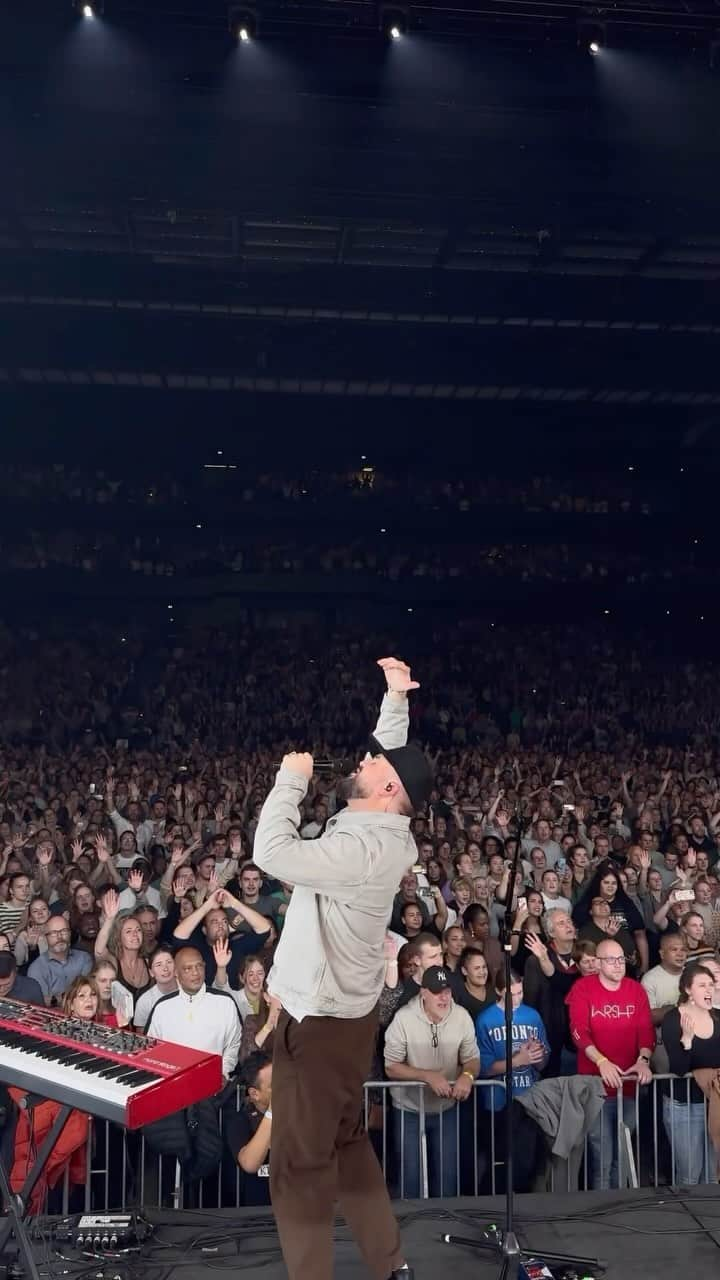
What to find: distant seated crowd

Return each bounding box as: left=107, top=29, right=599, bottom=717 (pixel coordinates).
left=2, top=704, right=720, bottom=1203
left=0, top=528, right=700, bottom=585
left=0, top=462, right=656, bottom=513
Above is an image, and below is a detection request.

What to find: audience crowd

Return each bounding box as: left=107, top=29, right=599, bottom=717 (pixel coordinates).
left=1, top=621, right=719, bottom=749
left=0, top=463, right=657, bottom=514
left=0, top=529, right=702, bottom=585
left=1, top=625, right=720, bottom=1206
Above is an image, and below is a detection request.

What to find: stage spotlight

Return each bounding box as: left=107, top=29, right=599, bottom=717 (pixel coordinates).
left=228, top=4, right=258, bottom=40
left=578, top=19, right=606, bottom=54
left=73, top=0, right=104, bottom=15
left=379, top=5, right=409, bottom=40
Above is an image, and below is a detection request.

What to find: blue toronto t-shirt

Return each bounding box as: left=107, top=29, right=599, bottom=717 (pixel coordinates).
left=475, top=1001, right=550, bottom=1110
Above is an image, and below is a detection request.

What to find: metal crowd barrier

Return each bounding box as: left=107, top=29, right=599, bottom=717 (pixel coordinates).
left=58, top=1073, right=716, bottom=1212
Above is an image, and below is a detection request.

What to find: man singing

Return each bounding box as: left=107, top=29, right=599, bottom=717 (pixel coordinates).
left=254, top=657, right=432, bottom=1280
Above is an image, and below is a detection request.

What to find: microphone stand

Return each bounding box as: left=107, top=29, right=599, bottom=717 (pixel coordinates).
left=443, top=805, right=598, bottom=1279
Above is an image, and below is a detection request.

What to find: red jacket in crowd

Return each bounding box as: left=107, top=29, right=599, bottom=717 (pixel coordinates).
left=8, top=1089, right=89, bottom=1212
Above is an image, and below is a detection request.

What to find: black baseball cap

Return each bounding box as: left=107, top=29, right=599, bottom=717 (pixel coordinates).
left=421, top=965, right=452, bottom=995
left=368, top=735, right=434, bottom=812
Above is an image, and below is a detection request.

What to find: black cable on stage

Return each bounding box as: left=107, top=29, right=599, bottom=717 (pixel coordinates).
left=34, top=1189, right=720, bottom=1278
left=664, top=1184, right=720, bottom=1255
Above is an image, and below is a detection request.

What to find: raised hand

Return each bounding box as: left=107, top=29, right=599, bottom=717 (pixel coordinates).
left=376, top=656, right=420, bottom=693
left=127, top=869, right=144, bottom=893
left=214, top=803, right=224, bottom=823
left=94, top=835, right=110, bottom=863
left=280, top=752, right=314, bottom=780
left=170, top=845, right=189, bottom=869
left=103, top=888, right=120, bottom=919
left=71, top=838, right=84, bottom=863
left=383, top=933, right=399, bottom=962
left=213, top=938, right=232, bottom=970
left=36, top=845, right=54, bottom=868
left=679, top=1004, right=698, bottom=1043
left=524, top=932, right=548, bottom=959
left=128, top=781, right=140, bottom=803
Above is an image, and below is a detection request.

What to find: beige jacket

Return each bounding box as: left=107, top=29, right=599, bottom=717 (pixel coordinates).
left=254, top=694, right=416, bottom=1021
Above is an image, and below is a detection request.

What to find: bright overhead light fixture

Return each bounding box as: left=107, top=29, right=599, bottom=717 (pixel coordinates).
left=228, top=5, right=258, bottom=40
left=379, top=5, right=409, bottom=40
left=74, top=0, right=104, bottom=16
left=578, top=19, right=607, bottom=54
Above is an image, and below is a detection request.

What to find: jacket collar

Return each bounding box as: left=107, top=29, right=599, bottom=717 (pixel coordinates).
left=326, top=809, right=410, bottom=832
left=177, top=982, right=206, bottom=1004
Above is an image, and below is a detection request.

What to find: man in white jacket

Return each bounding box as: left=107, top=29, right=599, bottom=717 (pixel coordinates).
left=254, top=657, right=433, bottom=1280
left=145, top=947, right=242, bottom=1081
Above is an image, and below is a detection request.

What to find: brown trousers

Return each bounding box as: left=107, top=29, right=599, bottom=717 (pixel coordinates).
left=270, top=1006, right=403, bottom=1280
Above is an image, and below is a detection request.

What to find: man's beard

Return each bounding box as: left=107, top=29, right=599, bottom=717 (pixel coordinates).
left=339, top=771, right=371, bottom=802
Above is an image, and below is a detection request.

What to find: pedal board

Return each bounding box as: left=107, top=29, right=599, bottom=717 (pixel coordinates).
left=53, top=1213, right=146, bottom=1252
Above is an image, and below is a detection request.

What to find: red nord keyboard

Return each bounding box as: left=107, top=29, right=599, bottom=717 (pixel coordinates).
left=0, top=997, right=223, bottom=1128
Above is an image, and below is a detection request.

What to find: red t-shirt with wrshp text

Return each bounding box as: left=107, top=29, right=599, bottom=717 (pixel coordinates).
left=566, top=974, right=654, bottom=1095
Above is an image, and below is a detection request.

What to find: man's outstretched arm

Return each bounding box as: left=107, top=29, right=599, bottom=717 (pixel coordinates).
left=253, top=658, right=420, bottom=890
left=253, top=752, right=373, bottom=893
left=370, top=657, right=419, bottom=752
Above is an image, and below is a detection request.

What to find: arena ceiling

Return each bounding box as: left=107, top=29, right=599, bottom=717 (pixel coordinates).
left=3, top=0, right=720, bottom=458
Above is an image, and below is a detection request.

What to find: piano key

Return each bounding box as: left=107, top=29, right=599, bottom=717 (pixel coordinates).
left=0, top=996, right=223, bottom=1128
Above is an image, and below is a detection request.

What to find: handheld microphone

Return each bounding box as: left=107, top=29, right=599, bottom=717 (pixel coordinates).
left=274, top=757, right=354, bottom=774
left=314, top=758, right=353, bottom=774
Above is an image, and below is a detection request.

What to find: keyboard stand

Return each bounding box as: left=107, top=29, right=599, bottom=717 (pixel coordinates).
left=0, top=1101, right=73, bottom=1280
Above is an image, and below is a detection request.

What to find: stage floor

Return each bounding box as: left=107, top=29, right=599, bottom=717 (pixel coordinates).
left=36, top=1187, right=720, bottom=1278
